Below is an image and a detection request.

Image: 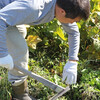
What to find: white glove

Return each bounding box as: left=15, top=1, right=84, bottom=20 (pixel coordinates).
left=0, top=54, right=14, bottom=70
left=62, top=61, right=78, bottom=84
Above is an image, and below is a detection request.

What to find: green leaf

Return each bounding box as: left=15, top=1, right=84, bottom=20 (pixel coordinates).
left=26, top=35, right=42, bottom=49
left=54, top=27, right=67, bottom=41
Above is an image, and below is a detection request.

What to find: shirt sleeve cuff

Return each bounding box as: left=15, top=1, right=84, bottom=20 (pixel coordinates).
left=69, top=56, right=79, bottom=61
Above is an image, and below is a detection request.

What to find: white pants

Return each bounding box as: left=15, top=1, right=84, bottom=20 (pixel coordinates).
left=6, top=25, right=29, bottom=86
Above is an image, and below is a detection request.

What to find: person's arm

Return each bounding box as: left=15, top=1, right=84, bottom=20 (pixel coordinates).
left=0, top=0, right=39, bottom=69
left=61, top=22, right=80, bottom=84
left=61, top=22, right=80, bottom=61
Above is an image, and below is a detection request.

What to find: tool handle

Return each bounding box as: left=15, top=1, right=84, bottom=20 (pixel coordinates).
left=14, top=65, right=53, bottom=85
left=14, top=66, right=65, bottom=92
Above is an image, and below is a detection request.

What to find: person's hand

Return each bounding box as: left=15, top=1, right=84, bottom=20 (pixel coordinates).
left=62, top=61, right=78, bottom=84
left=0, top=54, right=14, bottom=70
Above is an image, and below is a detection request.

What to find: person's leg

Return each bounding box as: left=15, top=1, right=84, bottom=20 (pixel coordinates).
left=6, top=25, right=36, bottom=100
left=7, top=25, right=28, bottom=86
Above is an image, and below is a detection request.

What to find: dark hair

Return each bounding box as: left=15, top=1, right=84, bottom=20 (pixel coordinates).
left=56, top=0, right=90, bottom=20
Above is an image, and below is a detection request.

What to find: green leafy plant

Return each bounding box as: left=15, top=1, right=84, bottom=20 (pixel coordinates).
left=0, top=68, right=12, bottom=100
left=78, top=0, right=100, bottom=61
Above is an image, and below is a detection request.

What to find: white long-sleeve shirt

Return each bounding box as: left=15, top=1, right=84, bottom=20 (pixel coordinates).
left=0, top=0, right=80, bottom=60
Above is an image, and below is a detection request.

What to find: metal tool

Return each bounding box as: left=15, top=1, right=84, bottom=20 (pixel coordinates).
left=50, top=86, right=70, bottom=100
left=14, top=66, right=70, bottom=99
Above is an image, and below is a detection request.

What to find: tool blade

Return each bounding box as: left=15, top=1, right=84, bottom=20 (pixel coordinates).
left=50, top=86, right=70, bottom=100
